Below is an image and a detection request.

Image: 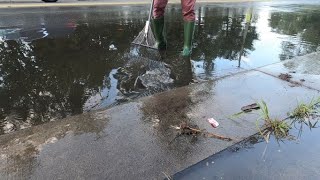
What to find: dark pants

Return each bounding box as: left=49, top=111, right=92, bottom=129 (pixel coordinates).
left=153, top=0, right=196, bottom=21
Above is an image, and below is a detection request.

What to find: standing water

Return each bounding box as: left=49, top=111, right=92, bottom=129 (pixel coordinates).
left=174, top=119, right=320, bottom=179
left=0, top=2, right=320, bottom=134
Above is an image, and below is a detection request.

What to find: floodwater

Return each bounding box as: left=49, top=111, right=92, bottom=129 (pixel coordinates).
left=0, top=1, right=320, bottom=134
left=174, top=118, right=320, bottom=179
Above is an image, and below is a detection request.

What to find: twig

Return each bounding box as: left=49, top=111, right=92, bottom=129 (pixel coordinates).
left=204, top=132, right=233, bottom=141
left=188, top=127, right=202, bottom=133
left=162, top=172, right=172, bottom=180
left=170, top=124, right=234, bottom=141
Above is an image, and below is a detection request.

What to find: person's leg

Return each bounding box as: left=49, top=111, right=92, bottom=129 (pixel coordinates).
left=181, top=0, right=196, bottom=56
left=181, top=0, right=196, bottom=21
left=153, top=0, right=168, bottom=19
left=152, top=0, right=168, bottom=50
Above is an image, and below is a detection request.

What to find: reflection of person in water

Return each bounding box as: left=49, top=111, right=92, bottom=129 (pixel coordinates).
left=152, top=0, right=196, bottom=56
left=160, top=52, right=194, bottom=87
left=238, top=7, right=253, bottom=67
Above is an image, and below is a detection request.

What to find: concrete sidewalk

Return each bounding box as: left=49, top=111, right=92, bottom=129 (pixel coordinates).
left=0, top=52, right=319, bottom=179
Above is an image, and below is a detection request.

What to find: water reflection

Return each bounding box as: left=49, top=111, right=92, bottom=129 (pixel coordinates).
left=0, top=20, right=138, bottom=133
left=193, top=7, right=257, bottom=61
left=0, top=4, right=319, bottom=134
left=186, top=6, right=258, bottom=79
left=269, top=7, right=320, bottom=59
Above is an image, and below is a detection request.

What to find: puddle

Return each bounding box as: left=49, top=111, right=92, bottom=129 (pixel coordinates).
left=173, top=118, right=320, bottom=180
left=0, top=3, right=320, bottom=134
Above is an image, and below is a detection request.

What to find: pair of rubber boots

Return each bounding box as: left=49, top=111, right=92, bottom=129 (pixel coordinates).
left=152, top=17, right=195, bottom=57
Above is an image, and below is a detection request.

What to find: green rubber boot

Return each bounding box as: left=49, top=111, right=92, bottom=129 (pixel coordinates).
left=152, top=17, right=166, bottom=50
left=182, top=21, right=195, bottom=57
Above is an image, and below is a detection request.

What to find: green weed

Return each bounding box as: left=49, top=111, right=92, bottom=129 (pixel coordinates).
left=289, top=97, right=320, bottom=137
left=290, top=97, right=320, bottom=120
left=257, top=101, right=291, bottom=142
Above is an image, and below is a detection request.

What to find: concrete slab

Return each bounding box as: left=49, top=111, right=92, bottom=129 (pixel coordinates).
left=258, top=51, right=320, bottom=91
left=0, top=70, right=319, bottom=179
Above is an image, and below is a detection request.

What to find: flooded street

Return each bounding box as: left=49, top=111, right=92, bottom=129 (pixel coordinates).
left=0, top=1, right=320, bottom=134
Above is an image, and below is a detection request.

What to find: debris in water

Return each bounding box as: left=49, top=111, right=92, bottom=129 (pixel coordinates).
left=170, top=122, right=233, bottom=141
left=162, top=171, right=172, bottom=180
left=109, top=44, right=117, bottom=51
left=279, top=73, right=302, bottom=86
left=204, top=132, right=233, bottom=141
left=3, top=121, right=15, bottom=133
left=170, top=122, right=202, bottom=135
left=152, top=118, right=160, bottom=127
left=300, top=79, right=305, bottom=82
left=207, top=118, right=219, bottom=128
left=278, top=73, right=292, bottom=81
left=241, top=103, right=260, bottom=112
left=289, top=81, right=301, bottom=87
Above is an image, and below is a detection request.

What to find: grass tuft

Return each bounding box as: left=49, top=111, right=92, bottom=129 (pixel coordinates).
left=231, top=98, right=320, bottom=143
left=257, top=101, right=290, bottom=142
left=291, top=97, right=320, bottom=120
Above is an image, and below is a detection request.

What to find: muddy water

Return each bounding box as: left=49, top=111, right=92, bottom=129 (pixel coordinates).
left=0, top=2, right=320, bottom=134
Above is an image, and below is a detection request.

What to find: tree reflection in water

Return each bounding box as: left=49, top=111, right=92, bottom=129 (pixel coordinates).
left=5, top=5, right=313, bottom=134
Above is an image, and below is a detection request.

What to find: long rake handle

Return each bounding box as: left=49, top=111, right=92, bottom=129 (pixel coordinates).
left=144, top=0, right=155, bottom=34
left=148, top=0, right=155, bottom=22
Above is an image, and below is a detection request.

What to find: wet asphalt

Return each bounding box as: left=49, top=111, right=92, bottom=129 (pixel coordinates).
left=0, top=1, right=320, bottom=179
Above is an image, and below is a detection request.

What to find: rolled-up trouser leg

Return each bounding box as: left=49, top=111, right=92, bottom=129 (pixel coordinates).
left=181, top=0, right=196, bottom=21
left=153, top=0, right=168, bottom=19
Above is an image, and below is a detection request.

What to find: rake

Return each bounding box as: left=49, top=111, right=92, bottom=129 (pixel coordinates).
left=131, top=0, right=158, bottom=49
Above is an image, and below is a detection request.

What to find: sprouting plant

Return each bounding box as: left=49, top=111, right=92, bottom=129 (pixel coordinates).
left=259, top=100, right=270, bottom=121
left=290, top=97, right=320, bottom=120
left=256, top=101, right=291, bottom=142
left=270, top=119, right=290, bottom=138
left=290, top=97, right=320, bottom=137
left=231, top=98, right=320, bottom=143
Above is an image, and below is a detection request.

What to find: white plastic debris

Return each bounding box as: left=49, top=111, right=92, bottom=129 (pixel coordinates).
left=109, top=44, right=117, bottom=51
left=3, top=122, right=15, bottom=133
left=207, top=118, right=219, bottom=128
